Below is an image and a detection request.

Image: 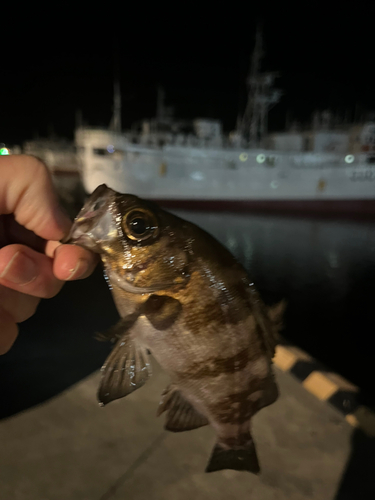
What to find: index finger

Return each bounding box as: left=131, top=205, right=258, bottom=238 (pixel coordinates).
left=48, top=242, right=99, bottom=281
left=0, top=155, right=72, bottom=242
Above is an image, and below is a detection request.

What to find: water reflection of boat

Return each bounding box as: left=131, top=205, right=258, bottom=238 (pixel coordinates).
left=74, top=28, right=375, bottom=216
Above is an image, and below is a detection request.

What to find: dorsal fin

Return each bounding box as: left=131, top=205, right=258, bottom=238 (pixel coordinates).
left=247, top=285, right=285, bottom=358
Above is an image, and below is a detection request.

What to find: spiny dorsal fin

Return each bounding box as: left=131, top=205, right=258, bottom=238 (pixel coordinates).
left=157, top=384, right=209, bottom=432
left=247, top=285, right=286, bottom=359
left=268, top=300, right=286, bottom=332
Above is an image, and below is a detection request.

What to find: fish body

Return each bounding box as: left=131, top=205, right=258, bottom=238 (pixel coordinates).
left=65, top=184, right=283, bottom=473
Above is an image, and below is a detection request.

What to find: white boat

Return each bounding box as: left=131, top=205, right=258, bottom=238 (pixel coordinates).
left=75, top=126, right=375, bottom=215
left=75, top=28, right=375, bottom=216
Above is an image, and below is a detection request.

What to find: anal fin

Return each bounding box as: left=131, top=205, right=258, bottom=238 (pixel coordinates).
left=157, top=385, right=209, bottom=432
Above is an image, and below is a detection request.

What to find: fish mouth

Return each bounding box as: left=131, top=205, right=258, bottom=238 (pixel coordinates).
left=61, top=228, right=102, bottom=253
left=73, top=235, right=102, bottom=252
left=61, top=184, right=115, bottom=248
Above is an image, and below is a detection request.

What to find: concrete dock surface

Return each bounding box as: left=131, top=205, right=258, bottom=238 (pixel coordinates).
left=1, top=358, right=373, bottom=500
left=0, top=270, right=374, bottom=499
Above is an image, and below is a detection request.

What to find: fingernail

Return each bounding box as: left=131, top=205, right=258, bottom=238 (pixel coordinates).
left=67, top=258, right=89, bottom=280
left=0, top=251, right=37, bottom=285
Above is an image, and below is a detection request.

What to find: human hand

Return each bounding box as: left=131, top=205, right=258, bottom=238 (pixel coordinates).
left=0, top=155, right=98, bottom=354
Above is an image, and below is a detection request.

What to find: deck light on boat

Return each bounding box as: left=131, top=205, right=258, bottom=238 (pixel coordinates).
left=239, top=153, right=248, bottom=162
left=191, top=171, right=204, bottom=181
left=345, top=155, right=354, bottom=164
left=256, top=154, right=266, bottom=163
left=107, top=145, right=115, bottom=153
left=0, top=147, right=9, bottom=155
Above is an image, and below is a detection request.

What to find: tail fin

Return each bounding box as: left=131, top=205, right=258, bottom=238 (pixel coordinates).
left=205, top=440, right=260, bottom=474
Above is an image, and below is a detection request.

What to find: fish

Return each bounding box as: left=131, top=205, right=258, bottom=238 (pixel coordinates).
left=64, top=184, right=285, bottom=474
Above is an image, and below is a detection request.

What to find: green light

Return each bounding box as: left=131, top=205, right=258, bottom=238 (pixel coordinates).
left=0, top=147, right=9, bottom=155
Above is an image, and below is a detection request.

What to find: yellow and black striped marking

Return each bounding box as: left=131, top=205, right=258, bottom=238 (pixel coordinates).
left=273, top=340, right=375, bottom=438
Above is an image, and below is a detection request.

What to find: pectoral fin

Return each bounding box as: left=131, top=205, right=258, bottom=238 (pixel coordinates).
left=98, top=333, right=151, bottom=406
left=144, top=295, right=182, bottom=330
left=157, top=384, right=209, bottom=432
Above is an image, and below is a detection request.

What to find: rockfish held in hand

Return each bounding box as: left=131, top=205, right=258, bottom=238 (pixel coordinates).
left=64, top=184, right=284, bottom=473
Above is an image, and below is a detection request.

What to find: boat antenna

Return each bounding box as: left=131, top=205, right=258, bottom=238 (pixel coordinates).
left=109, top=40, right=122, bottom=133
left=156, top=85, right=165, bottom=122
left=241, top=22, right=282, bottom=146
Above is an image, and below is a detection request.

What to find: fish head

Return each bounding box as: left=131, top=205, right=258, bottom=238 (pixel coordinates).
left=64, top=184, right=190, bottom=294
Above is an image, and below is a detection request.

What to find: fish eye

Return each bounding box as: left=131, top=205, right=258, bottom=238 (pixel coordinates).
left=122, top=209, right=159, bottom=241
left=93, top=199, right=105, bottom=211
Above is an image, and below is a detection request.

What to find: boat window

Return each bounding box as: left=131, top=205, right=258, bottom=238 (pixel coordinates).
left=93, top=148, right=124, bottom=159
left=93, top=148, right=108, bottom=156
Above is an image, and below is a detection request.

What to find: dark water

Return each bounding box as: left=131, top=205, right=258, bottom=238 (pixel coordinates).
left=173, top=211, right=375, bottom=403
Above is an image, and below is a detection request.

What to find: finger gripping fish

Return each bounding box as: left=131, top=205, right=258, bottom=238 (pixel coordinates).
left=65, top=184, right=284, bottom=474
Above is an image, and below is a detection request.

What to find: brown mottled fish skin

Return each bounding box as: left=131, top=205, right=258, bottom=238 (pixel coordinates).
left=65, top=184, right=284, bottom=474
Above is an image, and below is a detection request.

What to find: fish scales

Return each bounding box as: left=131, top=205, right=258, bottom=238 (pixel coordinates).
left=64, top=184, right=284, bottom=474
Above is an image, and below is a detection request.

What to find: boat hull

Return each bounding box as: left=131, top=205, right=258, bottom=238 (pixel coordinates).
left=76, top=130, right=375, bottom=219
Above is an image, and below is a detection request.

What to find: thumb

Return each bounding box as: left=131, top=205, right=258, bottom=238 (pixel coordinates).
left=0, top=155, right=72, bottom=241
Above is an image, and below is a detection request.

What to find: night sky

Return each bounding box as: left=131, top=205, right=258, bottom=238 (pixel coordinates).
left=2, top=6, right=375, bottom=146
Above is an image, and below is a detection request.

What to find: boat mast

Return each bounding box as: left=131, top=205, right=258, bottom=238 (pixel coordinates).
left=241, top=24, right=282, bottom=146
left=156, top=86, right=165, bottom=122
left=109, top=43, right=122, bottom=133
left=110, top=79, right=122, bottom=133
